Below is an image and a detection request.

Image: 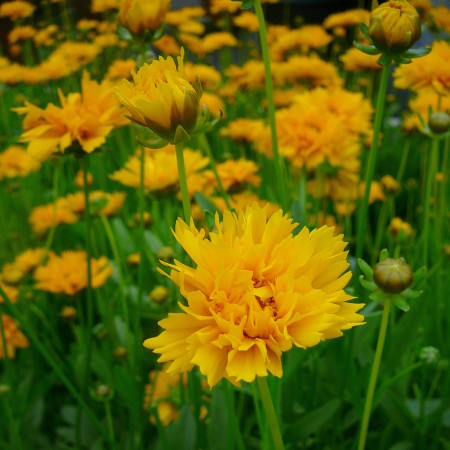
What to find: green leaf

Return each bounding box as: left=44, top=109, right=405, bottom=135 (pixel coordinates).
left=370, top=290, right=387, bottom=302
left=194, top=192, right=219, bottom=216
left=360, top=277, right=377, bottom=291
left=392, top=296, right=410, bottom=312
left=401, top=288, right=422, bottom=299
left=413, top=266, right=426, bottom=282
left=144, top=230, right=164, bottom=254
left=165, top=404, right=197, bottom=450
left=354, top=41, right=380, bottom=56
left=403, top=46, right=431, bottom=59
left=240, top=0, right=255, bottom=10
left=117, top=25, right=133, bottom=41
left=285, top=399, right=341, bottom=441
left=380, top=249, right=389, bottom=261
left=207, top=388, right=228, bottom=450
left=111, top=218, right=135, bottom=254
left=358, top=258, right=374, bottom=280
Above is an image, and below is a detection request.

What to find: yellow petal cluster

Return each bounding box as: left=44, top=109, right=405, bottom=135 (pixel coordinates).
left=145, top=204, right=364, bottom=387
left=34, top=251, right=113, bottom=296
left=115, top=50, right=201, bottom=142
left=0, top=145, right=41, bottom=180
left=0, top=315, right=29, bottom=359
left=15, top=71, right=128, bottom=161
left=0, top=1, right=35, bottom=20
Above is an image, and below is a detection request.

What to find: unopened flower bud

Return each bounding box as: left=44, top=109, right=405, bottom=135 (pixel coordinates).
left=429, top=111, right=450, bottom=134
left=114, top=346, right=128, bottom=359
left=135, top=211, right=153, bottom=227
left=368, top=0, right=422, bottom=53
left=61, top=306, right=77, bottom=320
left=373, top=257, right=413, bottom=293
left=157, top=246, right=174, bottom=261
left=150, top=285, right=168, bottom=303
left=119, top=0, right=170, bottom=35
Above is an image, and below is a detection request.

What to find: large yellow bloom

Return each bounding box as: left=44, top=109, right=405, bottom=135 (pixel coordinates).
left=145, top=204, right=364, bottom=387
left=0, top=1, right=35, bottom=20
left=115, top=50, right=201, bottom=142
left=34, top=251, right=113, bottom=296
left=393, top=40, right=450, bottom=96
left=368, top=0, right=421, bottom=52
left=119, top=0, right=170, bottom=35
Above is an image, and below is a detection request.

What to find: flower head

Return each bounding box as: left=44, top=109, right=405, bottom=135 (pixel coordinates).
left=145, top=204, right=364, bottom=387
left=115, top=49, right=202, bottom=143
left=34, top=251, right=113, bottom=296
left=368, top=0, right=421, bottom=53
left=0, top=1, right=35, bottom=20
left=0, top=315, right=29, bottom=359
left=119, top=0, right=171, bottom=35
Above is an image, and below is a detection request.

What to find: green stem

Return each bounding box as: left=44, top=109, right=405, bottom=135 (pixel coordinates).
left=372, top=202, right=389, bottom=265
left=199, top=134, right=231, bottom=209
left=422, top=137, right=439, bottom=268
left=396, top=136, right=411, bottom=183
left=82, top=158, right=94, bottom=390
left=256, top=377, right=285, bottom=450
left=137, top=145, right=146, bottom=329
left=355, top=61, right=391, bottom=275
left=254, top=0, right=288, bottom=211
left=43, top=160, right=60, bottom=263
left=0, top=286, right=111, bottom=443
left=224, top=383, right=246, bottom=450
left=105, top=400, right=118, bottom=450
left=175, top=142, right=192, bottom=222
left=357, top=299, right=391, bottom=450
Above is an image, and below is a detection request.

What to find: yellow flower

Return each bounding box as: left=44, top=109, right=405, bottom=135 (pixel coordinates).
left=145, top=204, right=363, bottom=387
left=368, top=0, right=421, bottom=53
left=0, top=315, right=29, bottom=359
left=428, top=6, right=450, bottom=33
left=184, top=62, right=221, bottom=91
left=380, top=174, right=401, bottom=193
left=0, top=1, right=35, bottom=20
left=200, top=92, right=224, bottom=119
left=181, top=32, right=238, bottom=57
left=233, top=12, right=259, bottom=32
left=115, top=49, right=201, bottom=142
left=0, top=145, right=40, bottom=180
left=0, top=281, right=19, bottom=303
left=15, top=71, right=128, bottom=160
left=393, top=40, right=450, bottom=96
left=34, top=251, right=113, bottom=296
left=1, top=248, right=48, bottom=285
left=220, top=119, right=265, bottom=143
left=29, top=203, right=79, bottom=235
left=323, top=8, right=370, bottom=29
left=270, top=26, right=332, bottom=61
left=359, top=181, right=386, bottom=203
left=8, top=25, right=35, bottom=44
left=210, top=0, right=242, bottom=14
left=340, top=47, right=382, bottom=72
left=153, top=34, right=181, bottom=56
left=389, top=217, right=414, bottom=240
left=91, top=0, right=119, bottom=13
left=119, top=0, right=170, bottom=35
left=204, top=158, right=261, bottom=192
left=110, top=145, right=208, bottom=192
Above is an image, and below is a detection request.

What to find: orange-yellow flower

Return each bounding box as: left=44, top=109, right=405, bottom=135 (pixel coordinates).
left=0, top=145, right=40, bottom=180
left=145, top=204, right=364, bottom=387
left=0, top=1, right=35, bottom=20
left=340, top=48, right=382, bottom=72
left=323, top=8, right=370, bottom=30
left=34, top=251, right=113, bottom=296
left=119, top=0, right=171, bottom=35
left=115, top=50, right=201, bottom=142
left=0, top=315, right=29, bottom=359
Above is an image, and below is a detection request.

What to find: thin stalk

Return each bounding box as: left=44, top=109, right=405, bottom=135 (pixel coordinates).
left=175, top=142, right=192, bottom=222
left=254, top=0, right=288, bottom=211
left=372, top=201, right=389, bottom=265
left=82, top=158, right=94, bottom=390
left=357, top=299, right=392, bottom=450
left=136, top=145, right=146, bottom=331
left=198, top=134, right=231, bottom=208
left=256, top=377, right=285, bottom=450
left=42, top=160, right=60, bottom=262
left=105, top=400, right=118, bottom=450
left=0, top=285, right=111, bottom=443
left=355, top=61, right=391, bottom=276
left=224, top=383, right=246, bottom=450
left=396, top=136, right=411, bottom=182
left=422, top=137, right=439, bottom=267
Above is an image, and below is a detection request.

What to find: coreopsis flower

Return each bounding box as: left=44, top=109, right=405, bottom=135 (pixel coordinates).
left=7, top=25, right=35, bottom=44
left=61, top=191, right=126, bottom=217
left=359, top=181, right=386, bottom=203
left=428, top=6, right=450, bottom=33
left=393, top=40, right=450, bottom=96
left=119, top=0, right=171, bottom=35
left=145, top=204, right=364, bottom=387
left=233, top=11, right=259, bottom=32
left=323, top=8, right=370, bottom=30
left=115, top=50, right=202, bottom=143
left=110, top=146, right=208, bottom=192
left=0, top=315, right=29, bottom=359
left=308, top=213, right=342, bottom=236
left=33, top=25, right=58, bottom=47
left=270, top=26, right=333, bottom=62
left=204, top=158, right=261, bottom=192
left=0, top=145, right=40, bottom=180
left=389, top=217, right=414, bottom=241
left=210, top=0, right=241, bottom=14
left=77, top=19, right=99, bottom=31
left=34, top=251, right=113, bottom=295
left=75, top=169, right=93, bottom=189
left=184, top=63, right=221, bottom=91
left=340, top=48, right=382, bottom=72
left=15, top=71, right=128, bottom=160
left=106, top=59, right=137, bottom=80
left=0, top=281, right=19, bottom=303
left=368, top=0, right=421, bottom=53
left=91, top=0, right=119, bottom=13
left=0, top=1, right=35, bottom=20
left=220, top=119, right=265, bottom=143
left=181, top=32, right=238, bottom=57
left=1, top=248, right=47, bottom=285
left=380, top=174, right=401, bottom=194
left=29, top=202, right=78, bottom=235
left=153, top=34, right=180, bottom=56
left=200, top=92, right=224, bottom=119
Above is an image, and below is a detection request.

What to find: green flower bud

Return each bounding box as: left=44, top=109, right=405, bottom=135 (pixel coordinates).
left=429, top=111, right=450, bottom=135
left=373, top=257, right=413, bottom=293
